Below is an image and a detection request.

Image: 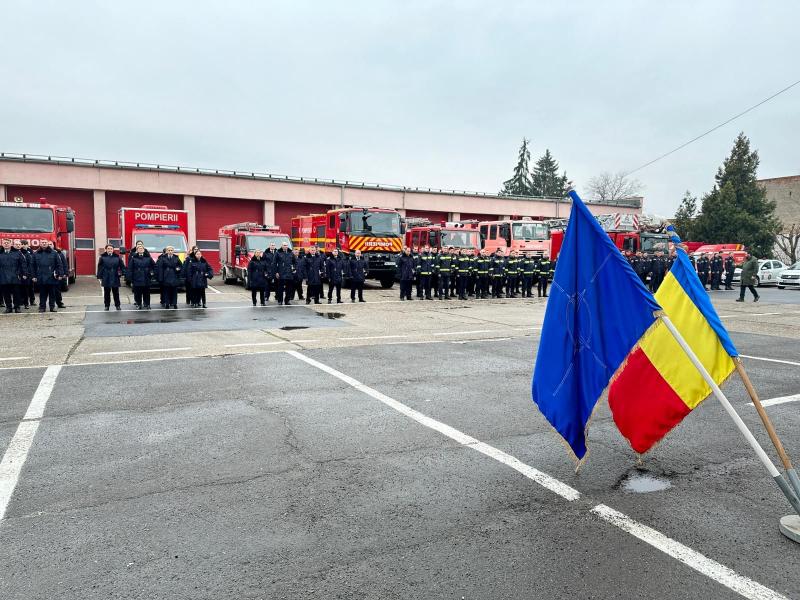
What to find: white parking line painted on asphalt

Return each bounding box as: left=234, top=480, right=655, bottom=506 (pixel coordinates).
left=339, top=335, right=408, bottom=341
left=741, top=355, right=800, bottom=367
left=755, top=394, right=800, bottom=408
left=451, top=337, right=512, bottom=344
left=286, top=350, right=786, bottom=600
left=433, top=329, right=496, bottom=336
left=207, top=285, right=222, bottom=294
left=89, top=347, right=192, bottom=356
left=0, top=356, right=31, bottom=362
left=591, top=504, right=787, bottom=600
left=224, top=341, right=288, bottom=348
left=0, top=366, right=61, bottom=522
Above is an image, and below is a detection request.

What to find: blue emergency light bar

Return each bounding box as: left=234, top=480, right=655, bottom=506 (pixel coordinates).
left=134, top=224, right=181, bottom=230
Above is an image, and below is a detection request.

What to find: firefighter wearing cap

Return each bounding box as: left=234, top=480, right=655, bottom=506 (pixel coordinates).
left=430, top=246, right=440, bottom=298
left=490, top=249, right=506, bottom=298
left=436, top=247, right=453, bottom=299
left=417, top=245, right=435, bottom=300
left=697, top=254, right=710, bottom=289
left=449, top=247, right=458, bottom=298
left=710, top=252, right=723, bottom=290
left=504, top=251, right=518, bottom=298
left=520, top=253, right=536, bottom=298
left=537, top=255, right=552, bottom=297
left=474, top=250, right=490, bottom=299
left=724, top=253, right=735, bottom=290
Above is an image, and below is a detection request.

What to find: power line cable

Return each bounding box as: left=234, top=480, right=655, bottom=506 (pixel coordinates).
left=625, top=77, right=800, bottom=176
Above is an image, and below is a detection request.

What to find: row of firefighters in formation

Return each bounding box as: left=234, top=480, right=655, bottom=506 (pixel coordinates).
left=627, top=250, right=738, bottom=292
left=0, top=239, right=69, bottom=313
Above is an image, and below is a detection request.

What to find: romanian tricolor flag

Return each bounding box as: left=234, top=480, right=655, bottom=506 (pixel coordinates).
left=608, top=226, right=739, bottom=454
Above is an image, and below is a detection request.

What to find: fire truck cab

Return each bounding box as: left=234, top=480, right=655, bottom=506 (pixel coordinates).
left=119, top=205, right=189, bottom=286
left=292, top=207, right=402, bottom=288
left=0, top=199, right=76, bottom=290
left=479, top=218, right=550, bottom=257
left=218, top=223, right=291, bottom=287
left=405, top=221, right=480, bottom=255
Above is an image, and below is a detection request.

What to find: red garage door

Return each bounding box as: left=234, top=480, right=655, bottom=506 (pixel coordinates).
left=195, top=196, right=263, bottom=271
left=274, top=201, right=329, bottom=237
left=6, top=186, right=95, bottom=275
left=405, top=209, right=448, bottom=225
left=106, top=191, right=184, bottom=244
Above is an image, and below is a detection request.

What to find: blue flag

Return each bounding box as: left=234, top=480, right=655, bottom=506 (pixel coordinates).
left=532, top=190, right=661, bottom=460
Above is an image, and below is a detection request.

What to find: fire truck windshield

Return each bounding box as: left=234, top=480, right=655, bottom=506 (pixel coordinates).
left=346, top=211, right=400, bottom=235
left=440, top=230, right=478, bottom=248
left=512, top=222, right=548, bottom=241
left=0, top=206, right=54, bottom=233
left=133, top=233, right=187, bottom=253
left=246, top=235, right=291, bottom=251
left=641, top=234, right=670, bottom=254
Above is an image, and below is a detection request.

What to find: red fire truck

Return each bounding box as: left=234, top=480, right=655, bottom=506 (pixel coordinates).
left=0, top=199, right=77, bottom=290
left=218, top=222, right=291, bottom=287
left=478, top=218, right=551, bottom=257
left=291, top=207, right=403, bottom=288
left=119, top=205, right=189, bottom=285
left=405, top=220, right=481, bottom=255
left=548, top=213, right=670, bottom=261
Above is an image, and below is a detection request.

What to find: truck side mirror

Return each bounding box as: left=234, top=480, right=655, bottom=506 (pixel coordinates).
left=66, top=213, right=75, bottom=233
left=119, top=246, right=127, bottom=255
left=235, top=245, right=242, bottom=256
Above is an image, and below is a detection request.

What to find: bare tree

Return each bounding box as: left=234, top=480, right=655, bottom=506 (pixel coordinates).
left=775, top=223, right=800, bottom=265
left=587, top=171, right=644, bottom=202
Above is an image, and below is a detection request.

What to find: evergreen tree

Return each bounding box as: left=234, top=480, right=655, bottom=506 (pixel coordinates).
left=672, top=191, right=697, bottom=240
left=499, top=138, right=533, bottom=196
left=530, top=149, right=569, bottom=197
left=692, top=133, right=780, bottom=257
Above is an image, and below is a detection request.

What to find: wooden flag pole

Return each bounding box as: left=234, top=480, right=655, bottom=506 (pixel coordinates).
left=735, top=360, right=800, bottom=501
left=659, top=315, right=800, bottom=517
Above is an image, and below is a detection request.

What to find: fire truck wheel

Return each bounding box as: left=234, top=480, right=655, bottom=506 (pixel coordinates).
left=222, top=266, right=235, bottom=284
left=379, top=278, right=395, bottom=289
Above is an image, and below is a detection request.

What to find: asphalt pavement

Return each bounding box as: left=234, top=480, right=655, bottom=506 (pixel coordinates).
left=0, top=278, right=798, bottom=599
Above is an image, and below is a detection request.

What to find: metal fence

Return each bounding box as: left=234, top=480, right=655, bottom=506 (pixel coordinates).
left=0, top=152, right=642, bottom=208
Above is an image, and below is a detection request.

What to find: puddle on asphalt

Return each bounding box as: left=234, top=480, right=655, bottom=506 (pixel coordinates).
left=619, top=470, right=672, bottom=494
left=318, top=312, right=344, bottom=319
left=280, top=325, right=309, bottom=330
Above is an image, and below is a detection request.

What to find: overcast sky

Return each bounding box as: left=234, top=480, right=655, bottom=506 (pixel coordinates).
left=2, top=1, right=798, bottom=215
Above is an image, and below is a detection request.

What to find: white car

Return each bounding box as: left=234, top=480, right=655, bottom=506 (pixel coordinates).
left=777, top=262, right=800, bottom=289
left=733, top=259, right=788, bottom=286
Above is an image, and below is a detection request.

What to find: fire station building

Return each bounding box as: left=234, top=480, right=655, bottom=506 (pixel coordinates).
left=0, top=153, right=642, bottom=274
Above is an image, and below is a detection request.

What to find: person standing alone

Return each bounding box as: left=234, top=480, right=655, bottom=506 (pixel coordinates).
left=96, top=244, right=124, bottom=310
left=736, top=253, right=759, bottom=303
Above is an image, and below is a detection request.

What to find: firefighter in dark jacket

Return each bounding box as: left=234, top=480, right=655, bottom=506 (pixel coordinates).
left=455, top=248, right=471, bottom=300
left=696, top=254, right=710, bottom=289
left=649, top=252, right=667, bottom=292
left=303, top=246, right=325, bottom=304
left=520, top=253, right=536, bottom=298
left=31, top=240, right=65, bottom=312
left=436, top=247, right=453, bottom=299
left=430, top=247, right=440, bottom=298
left=413, top=247, right=424, bottom=299
left=263, top=243, right=278, bottom=302
left=247, top=249, right=269, bottom=306
left=96, top=244, right=125, bottom=310
left=157, top=246, right=182, bottom=309
left=504, top=251, right=518, bottom=298
left=537, top=256, right=552, bottom=297
left=417, top=246, right=435, bottom=300
left=397, top=246, right=415, bottom=300
left=187, top=250, right=213, bottom=308
left=274, top=243, right=294, bottom=304
left=347, top=249, right=369, bottom=302
left=20, top=241, right=36, bottom=307
left=475, top=250, right=491, bottom=299
left=490, top=250, right=506, bottom=298
left=290, top=247, right=305, bottom=303
left=51, top=244, right=68, bottom=308
left=11, top=240, right=29, bottom=310
left=127, top=243, right=156, bottom=309
left=709, top=252, right=723, bottom=290
left=723, top=253, right=735, bottom=290
left=182, top=246, right=198, bottom=305
left=0, top=239, right=25, bottom=313
left=325, top=248, right=346, bottom=303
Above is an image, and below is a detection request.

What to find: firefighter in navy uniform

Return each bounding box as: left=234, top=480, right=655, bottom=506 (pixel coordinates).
left=436, top=247, right=453, bottom=299
left=723, top=253, right=735, bottom=290
left=490, top=249, right=506, bottom=298
left=0, top=239, right=25, bottom=313
left=347, top=249, right=369, bottom=302
left=274, top=242, right=292, bottom=304
left=504, top=251, right=517, bottom=298
left=430, top=247, right=440, bottom=298
left=649, top=252, right=667, bottom=292
left=537, top=255, right=552, bottom=297
left=325, top=248, right=346, bottom=303
left=448, top=247, right=458, bottom=298
left=697, top=254, right=710, bottom=289
left=303, top=246, right=325, bottom=304
left=413, top=247, right=424, bottom=299
left=52, top=244, right=68, bottom=308
left=397, top=246, right=415, bottom=300
left=417, top=246, right=435, bottom=300
left=11, top=241, right=29, bottom=310
left=475, top=250, right=490, bottom=299
left=466, top=250, right=477, bottom=297
left=456, top=248, right=472, bottom=300
left=520, top=253, right=536, bottom=298
left=710, top=252, right=723, bottom=290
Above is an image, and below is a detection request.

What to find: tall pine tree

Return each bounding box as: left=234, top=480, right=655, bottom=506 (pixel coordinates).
left=530, top=149, right=568, bottom=197
left=672, top=191, right=697, bottom=241
left=499, top=138, right=533, bottom=196
left=692, top=133, right=780, bottom=257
